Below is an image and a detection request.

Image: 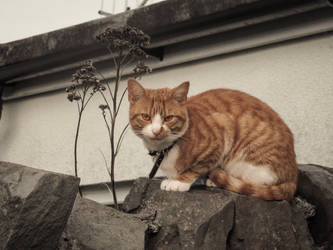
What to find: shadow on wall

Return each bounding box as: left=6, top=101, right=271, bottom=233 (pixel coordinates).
left=0, top=100, right=21, bottom=159
left=0, top=83, right=3, bottom=120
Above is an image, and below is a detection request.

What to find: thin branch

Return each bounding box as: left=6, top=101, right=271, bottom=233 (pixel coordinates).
left=76, top=81, right=83, bottom=99
left=97, top=71, right=108, bottom=83
left=101, top=108, right=113, bottom=176
left=99, top=91, right=113, bottom=121
left=83, top=93, right=94, bottom=110
left=76, top=101, right=80, bottom=113
left=106, top=82, right=115, bottom=103
left=101, top=111, right=112, bottom=143
left=115, top=87, right=128, bottom=117
left=103, top=183, right=113, bottom=195
left=98, top=149, right=111, bottom=176
left=113, top=62, right=121, bottom=116
left=107, top=46, right=119, bottom=69
left=74, top=111, right=83, bottom=197
left=81, top=90, right=87, bottom=110
left=115, top=123, right=129, bottom=156
left=121, top=57, right=135, bottom=75
left=108, top=57, right=122, bottom=210
left=119, top=46, right=134, bottom=66
left=97, top=71, right=114, bottom=102
left=101, top=106, right=117, bottom=209
left=139, top=0, right=149, bottom=7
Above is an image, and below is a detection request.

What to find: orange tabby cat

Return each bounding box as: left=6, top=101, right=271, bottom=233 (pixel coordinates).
left=128, top=79, right=298, bottom=200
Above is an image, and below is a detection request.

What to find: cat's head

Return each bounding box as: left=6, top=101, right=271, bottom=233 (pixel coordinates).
left=128, top=79, right=189, bottom=151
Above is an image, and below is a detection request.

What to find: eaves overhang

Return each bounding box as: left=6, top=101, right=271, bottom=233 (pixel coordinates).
left=0, top=0, right=333, bottom=97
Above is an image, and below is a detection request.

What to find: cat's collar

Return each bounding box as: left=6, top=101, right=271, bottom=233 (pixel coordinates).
left=148, top=139, right=178, bottom=157
left=148, top=140, right=178, bottom=179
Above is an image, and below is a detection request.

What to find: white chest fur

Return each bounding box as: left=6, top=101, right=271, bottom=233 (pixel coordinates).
left=159, top=145, right=179, bottom=179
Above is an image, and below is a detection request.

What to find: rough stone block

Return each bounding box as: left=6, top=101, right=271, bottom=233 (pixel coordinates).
left=124, top=179, right=235, bottom=250
left=124, top=178, right=315, bottom=250
left=0, top=161, right=79, bottom=250
left=123, top=177, right=150, bottom=213
left=227, top=196, right=309, bottom=250
left=297, top=164, right=333, bottom=249
left=59, top=196, right=148, bottom=250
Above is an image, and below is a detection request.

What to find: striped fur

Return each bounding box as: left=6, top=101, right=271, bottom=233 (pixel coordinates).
left=128, top=79, right=298, bottom=200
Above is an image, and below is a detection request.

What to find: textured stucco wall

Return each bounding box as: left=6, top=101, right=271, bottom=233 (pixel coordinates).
left=1, top=33, right=332, bottom=185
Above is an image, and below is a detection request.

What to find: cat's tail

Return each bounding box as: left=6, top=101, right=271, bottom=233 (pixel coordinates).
left=208, top=168, right=297, bottom=200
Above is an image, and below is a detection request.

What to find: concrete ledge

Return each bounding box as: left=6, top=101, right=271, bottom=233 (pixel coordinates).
left=1, top=0, right=266, bottom=68
left=1, top=0, right=330, bottom=82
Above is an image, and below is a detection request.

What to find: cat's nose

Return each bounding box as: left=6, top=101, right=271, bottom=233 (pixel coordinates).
left=152, top=127, right=162, bottom=136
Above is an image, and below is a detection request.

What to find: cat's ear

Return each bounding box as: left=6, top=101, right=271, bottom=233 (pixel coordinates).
left=128, top=78, right=145, bottom=104
left=172, top=81, right=189, bottom=104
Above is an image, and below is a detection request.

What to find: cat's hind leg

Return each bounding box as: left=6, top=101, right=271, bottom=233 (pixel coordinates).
left=206, top=178, right=217, bottom=187
left=206, top=165, right=222, bottom=187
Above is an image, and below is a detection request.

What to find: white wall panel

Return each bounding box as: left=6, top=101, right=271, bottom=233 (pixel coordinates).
left=1, top=33, right=332, bottom=185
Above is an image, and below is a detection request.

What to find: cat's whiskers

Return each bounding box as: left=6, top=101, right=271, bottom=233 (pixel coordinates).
left=173, top=135, right=189, bottom=142
left=168, top=132, right=189, bottom=142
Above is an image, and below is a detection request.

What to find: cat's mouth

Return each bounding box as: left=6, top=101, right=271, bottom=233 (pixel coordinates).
left=150, top=137, right=162, bottom=141
left=148, top=136, right=166, bottom=144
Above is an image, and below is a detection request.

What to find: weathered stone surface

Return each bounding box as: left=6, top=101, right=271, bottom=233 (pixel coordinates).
left=297, top=164, right=333, bottom=249
left=291, top=199, right=315, bottom=250
left=59, top=196, right=148, bottom=250
left=128, top=179, right=234, bottom=250
left=124, top=178, right=315, bottom=250
left=227, top=196, right=311, bottom=250
left=123, top=177, right=150, bottom=213
left=0, top=161, right=79, bottom=250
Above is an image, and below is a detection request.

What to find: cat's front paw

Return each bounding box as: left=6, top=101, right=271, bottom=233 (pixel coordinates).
left=160, top=179, right=191, bottom=192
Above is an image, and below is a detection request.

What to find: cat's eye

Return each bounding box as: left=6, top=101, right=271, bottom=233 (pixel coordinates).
left=141, top=113, right=151, bottom=121
left=164, top=115, right=174, bottom=122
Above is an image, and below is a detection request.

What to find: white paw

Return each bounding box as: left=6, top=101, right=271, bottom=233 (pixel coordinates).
left=206, top=179, right=217, bottom=187
left=160, top=179, right=192, bottom=192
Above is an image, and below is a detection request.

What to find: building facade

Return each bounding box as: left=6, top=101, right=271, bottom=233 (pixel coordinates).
left=1, top=0, right=333, bottom=203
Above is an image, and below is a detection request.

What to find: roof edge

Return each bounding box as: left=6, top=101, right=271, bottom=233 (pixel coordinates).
left=0, top=0, right=330, bottom=81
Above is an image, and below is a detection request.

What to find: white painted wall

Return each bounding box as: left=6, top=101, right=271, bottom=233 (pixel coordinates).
left=1, top=33, right=332, bottom=185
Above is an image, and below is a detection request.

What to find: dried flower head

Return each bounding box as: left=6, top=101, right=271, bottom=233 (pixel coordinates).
left=66, top=60, right=103, bottom=102
left=96, top=25, right=151, bottom=57
left=72, top=60, right=98, bottom=84
left=99, top=104, right=110, bottom=116
left=99, top=104, right=109, bottom=110
left=129, top=47, right=150, bottom=59
left=133, top=61, right=152, bottom=79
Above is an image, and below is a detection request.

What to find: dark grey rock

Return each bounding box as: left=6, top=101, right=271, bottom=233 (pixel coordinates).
left=228, top=196, right=312, bottom=250
left=0, top=161, right=79, bottom=250
left=123, top=177, right=150, bottom=213
left=297, top=164, right=333, bottom=250
left=59, top=196, right=148, bottom=250
left=124, top=178, right=316, bottom=250
left=124, top=179, right=235, bottom=250
left=291, top=198, right=315, bottom=250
